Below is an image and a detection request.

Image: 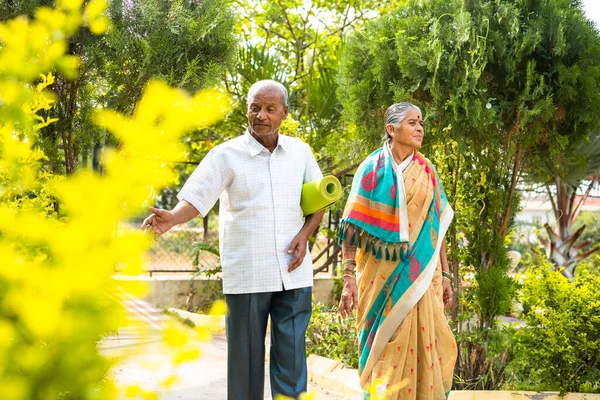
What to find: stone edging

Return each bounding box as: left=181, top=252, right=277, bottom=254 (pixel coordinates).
left=163, top=311, right=600, bottom=400
left=449, top=392, right=600, bottom=399
left=306, top=354, right=600, bottom=400
left=307, top=354, right=362, bottom=399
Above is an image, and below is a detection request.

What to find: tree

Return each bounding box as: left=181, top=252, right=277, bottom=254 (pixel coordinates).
left=1, top=0, right=237, bottom=175
left=533, top=132, right=600, bottom=278
left=169, top=0, right=382, bottom=253
left=227, top=0, right=381, bottom=167
left=338, top=0, right=600, bottom=388
left=339, top=0, right=600, bottom=323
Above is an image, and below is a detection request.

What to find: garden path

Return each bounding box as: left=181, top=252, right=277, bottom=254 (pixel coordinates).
left=102, top=332, right=343, bottom=399
left=99, top=293, right=344, bottom=399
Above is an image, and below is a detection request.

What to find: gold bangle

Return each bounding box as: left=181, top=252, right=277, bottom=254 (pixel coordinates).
left=342, top=259, right=356, bottom=269
left=343, top=268, right=356, bottom=277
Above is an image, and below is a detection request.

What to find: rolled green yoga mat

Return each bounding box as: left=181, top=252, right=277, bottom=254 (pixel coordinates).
left=300, top=175, right=342, bottom=216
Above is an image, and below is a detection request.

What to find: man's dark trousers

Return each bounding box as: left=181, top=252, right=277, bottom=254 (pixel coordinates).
left=225, top=287, right=312, bottom=400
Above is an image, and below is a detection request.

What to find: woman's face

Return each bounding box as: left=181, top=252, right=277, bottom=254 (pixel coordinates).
left=387, top=108, right=424, bottom=150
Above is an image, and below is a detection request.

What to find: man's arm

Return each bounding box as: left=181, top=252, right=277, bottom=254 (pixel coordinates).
left=143, top=147, right=228, bottom=236
left=287, top=142, right=325, bottom=271
left=287, top=210, right=325, bottom=272
left=141, top=200, right=200, bottom=236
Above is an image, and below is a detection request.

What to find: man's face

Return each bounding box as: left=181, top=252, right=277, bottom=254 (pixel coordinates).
left=247, top=87, right=288, bottom=137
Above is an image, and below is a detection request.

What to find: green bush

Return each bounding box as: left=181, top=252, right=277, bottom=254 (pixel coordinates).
left=452, top=320, right=516, bottom=390
left=509, top=255, right=600, bottom=393
left=306, top=303, right=358, bottom=368
left=576, top=253, right=600, bottom=278
left=452, top=260, right=517, bottom=390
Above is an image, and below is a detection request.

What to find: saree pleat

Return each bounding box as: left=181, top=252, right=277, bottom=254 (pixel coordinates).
left=358, top=251, right=456, bottom=399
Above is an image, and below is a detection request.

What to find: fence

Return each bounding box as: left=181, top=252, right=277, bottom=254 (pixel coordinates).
left=116, top=223, right=219, bottom=276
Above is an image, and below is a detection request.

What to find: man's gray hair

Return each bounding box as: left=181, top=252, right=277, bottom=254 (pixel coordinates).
left=384, top=102, right=421, bottom=140
left=247, top=80, right=288, bottom=106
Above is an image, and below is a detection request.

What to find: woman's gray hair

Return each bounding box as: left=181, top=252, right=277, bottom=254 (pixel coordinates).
left=247, top=80, right=288, bottom=106
left=383, top=102, right=421, bottom=141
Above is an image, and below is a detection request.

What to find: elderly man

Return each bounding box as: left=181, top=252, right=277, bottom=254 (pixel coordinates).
left=142, top=80, right=324, bottom=400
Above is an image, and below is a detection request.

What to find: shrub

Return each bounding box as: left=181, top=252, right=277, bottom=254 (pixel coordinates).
left=452, top=261, right=517, bottom=390
left=0, top=3, right=229, bottom=398
left=306, top=303, right=358, bottom=368
left=452, top=320, right=516, bottom=390
left=576, top=253, right=600, bottom=278
left=451, top=256, right=518, bottom=390
left=509, top=255, right=600, bottom=393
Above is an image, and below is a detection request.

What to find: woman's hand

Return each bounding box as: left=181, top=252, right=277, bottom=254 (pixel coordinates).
left=442, top=277, right=453, bottom=308
left=339, top=276, right=358, bottom=318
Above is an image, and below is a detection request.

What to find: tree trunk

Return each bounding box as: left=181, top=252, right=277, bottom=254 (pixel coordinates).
left=499, top=145, right=522, bottom=238
left=449, top=155, right=462, bottom=321
left=203, top=212, right=210, bottom=240
left=92, top=143, right=102, bottom=172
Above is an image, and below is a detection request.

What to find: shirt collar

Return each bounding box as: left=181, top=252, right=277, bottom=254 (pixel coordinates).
left=276, top=133, right=290, bottom=152
left=245, top=129, right=289, bottom=156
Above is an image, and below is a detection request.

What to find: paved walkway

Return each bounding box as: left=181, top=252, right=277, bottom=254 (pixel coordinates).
left=100, top=329, right=344, bottom=399
left=103, top=292, right=344, bottom=398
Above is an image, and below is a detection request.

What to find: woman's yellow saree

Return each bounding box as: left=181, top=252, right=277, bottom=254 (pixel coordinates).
left=339, top=147, right=456, bottom=399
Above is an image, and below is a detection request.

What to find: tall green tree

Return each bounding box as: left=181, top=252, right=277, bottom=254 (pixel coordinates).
left=1, top=0, right=237, bottom=175
left=225, top=0, right=380, bottom=168
left=339, top=0, right=600, bottom=324
left=173, top=0, right=381, bottom=245
left=338, top=0, right=600, bottom=387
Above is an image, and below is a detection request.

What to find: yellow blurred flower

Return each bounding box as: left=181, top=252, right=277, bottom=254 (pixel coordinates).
left=0, top=3, right=231, bottom=398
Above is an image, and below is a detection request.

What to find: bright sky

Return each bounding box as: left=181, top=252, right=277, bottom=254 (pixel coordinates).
left=582, top=0, right=600, bottom=28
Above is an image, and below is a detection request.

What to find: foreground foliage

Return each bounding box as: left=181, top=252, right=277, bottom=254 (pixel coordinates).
left=0, top=2, right=228, bottom=398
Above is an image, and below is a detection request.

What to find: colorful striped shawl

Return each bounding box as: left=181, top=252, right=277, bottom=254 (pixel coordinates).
left=339, top=147, right=444, bottom=260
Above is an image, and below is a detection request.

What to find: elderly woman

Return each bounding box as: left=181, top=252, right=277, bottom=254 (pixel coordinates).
left=338, top=102, right=456, bottom=399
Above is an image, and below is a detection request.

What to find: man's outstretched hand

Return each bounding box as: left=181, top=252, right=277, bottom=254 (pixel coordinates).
left=141, top=206, right=176, bottom=237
